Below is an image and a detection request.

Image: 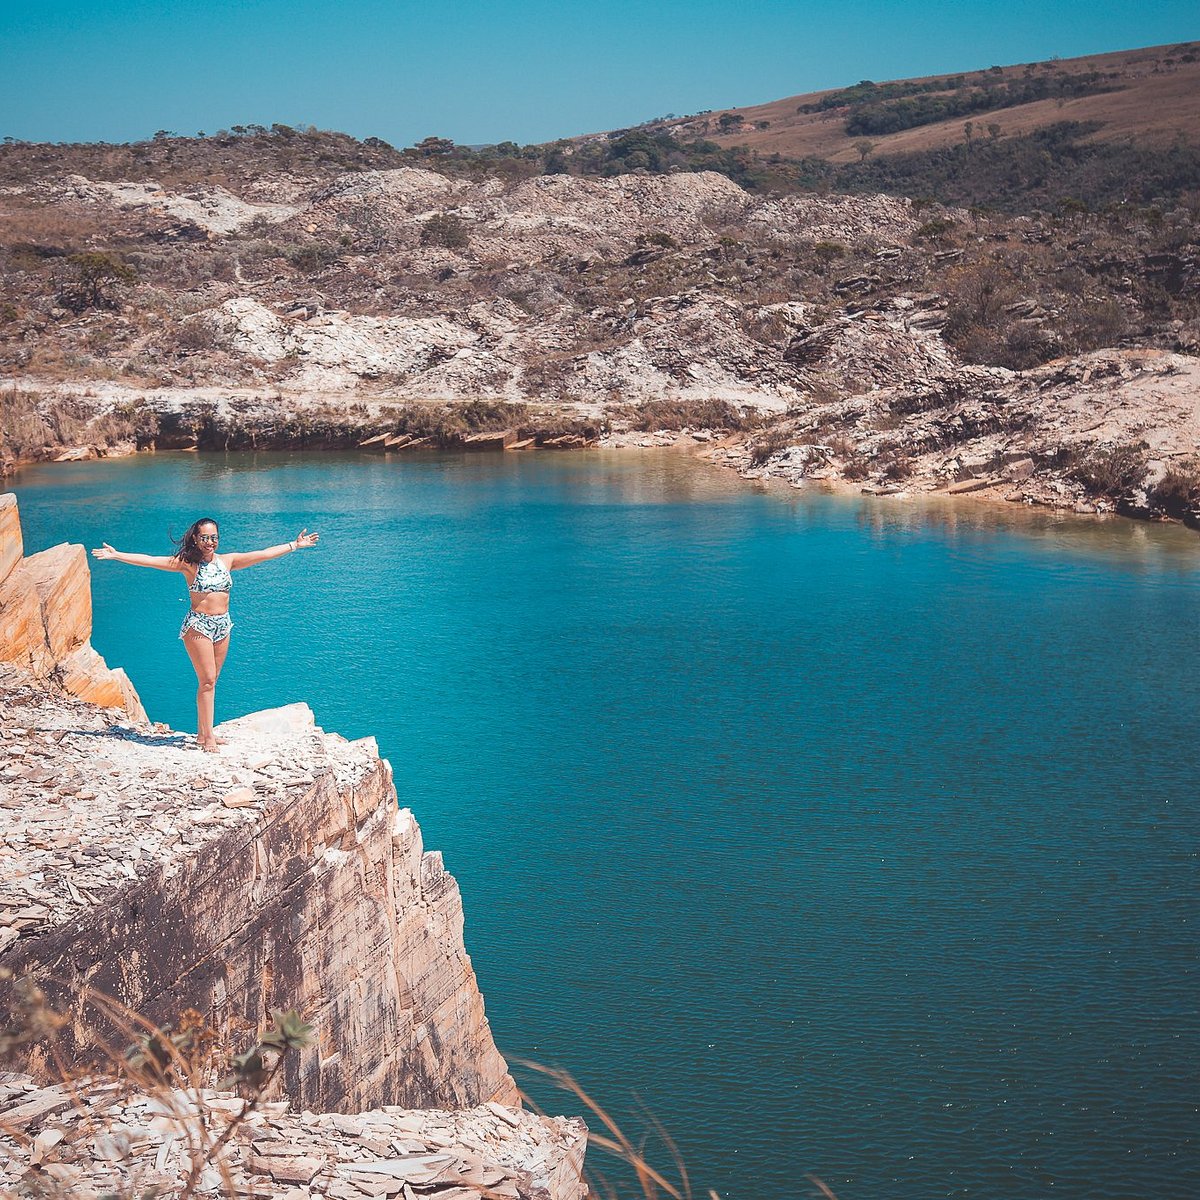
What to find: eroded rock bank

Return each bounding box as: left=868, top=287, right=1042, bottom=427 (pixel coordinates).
left=5, top=342, right=1199, bottom=526
left=0, top=492, right=145, bottom=715
left=721, top=347, right=1200, bottom=521
left=1, top=160, right=1197, bottom=519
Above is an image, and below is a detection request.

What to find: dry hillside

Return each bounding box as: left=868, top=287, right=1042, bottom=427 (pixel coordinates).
left=659, top=43, right=1200, bottom=162
left=0, top=43, right=1197, bottom=522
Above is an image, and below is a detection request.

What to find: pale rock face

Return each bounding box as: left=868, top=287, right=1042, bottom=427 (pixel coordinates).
left=209, top=297, right=291, bottom=360
left=60, top=174, right=299, bottom=234
left=207, top=297, right=481, bottom=384
left=1, top=685, right=518, bottom=1115
left=748, top=191, right=922, bottom=245
left=0, top=495, right=146, bottom=720
left=474, top=171, right=752, bottom=254
left=316, top=166, right=460, bottom=211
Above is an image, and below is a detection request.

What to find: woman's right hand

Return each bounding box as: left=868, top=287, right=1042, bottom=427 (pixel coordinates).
left=91, top=543, right=118, bottom=560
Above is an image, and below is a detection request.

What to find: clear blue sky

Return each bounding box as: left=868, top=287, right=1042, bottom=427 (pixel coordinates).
left=3, top=1, right=1196, bottom=147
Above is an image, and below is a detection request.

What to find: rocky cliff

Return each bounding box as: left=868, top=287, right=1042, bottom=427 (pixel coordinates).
left=0, top=496, right=585, bottom=1195
left=0, top=493, right=145, bottom=717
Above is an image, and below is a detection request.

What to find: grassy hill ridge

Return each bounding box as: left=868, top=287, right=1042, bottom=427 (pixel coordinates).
left=639, top=42, right=1200, bottom=162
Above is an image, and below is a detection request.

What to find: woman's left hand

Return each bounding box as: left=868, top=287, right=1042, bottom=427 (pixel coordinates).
left=294, top=529, right=320, bottom=549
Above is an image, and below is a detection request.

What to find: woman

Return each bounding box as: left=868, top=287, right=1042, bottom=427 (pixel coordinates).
left=91, top=518, right=319, bottom=752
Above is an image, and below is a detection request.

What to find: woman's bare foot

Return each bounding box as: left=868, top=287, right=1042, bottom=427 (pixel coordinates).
left=198, top=736, right=221, bottom=753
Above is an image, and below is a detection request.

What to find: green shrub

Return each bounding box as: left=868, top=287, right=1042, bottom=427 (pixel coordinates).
left=286, top=243, right=341, bottom=273
left=1067, top=443, right=1149, bottom=498
left=1148, top=461, right=1200, bottom=517
left=173, top=316, right=218, bottom=352
left=420, top=213, right=470, bottom=250
left=55, top=251, right=136, bottom=313
left=811, top=241, right=846, bottom=263
left=915, top=218, right=956, bottom=240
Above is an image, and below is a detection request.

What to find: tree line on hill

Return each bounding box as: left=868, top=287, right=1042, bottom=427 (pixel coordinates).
left=3, top=99, right=1199, bottom=217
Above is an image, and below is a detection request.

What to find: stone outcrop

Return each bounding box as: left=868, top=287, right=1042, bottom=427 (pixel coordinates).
left=0, top=1075, right=587, bottom=1200
left=0, top=494, right=145, bottom=718
left=719, top=348, right=1200, bottom=515
left=0, top=675, right=515, bottom=1115
left=60, top=173, right=300, bottom=235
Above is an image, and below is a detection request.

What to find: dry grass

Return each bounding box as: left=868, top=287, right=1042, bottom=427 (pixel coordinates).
left=747, top=424, right=795, bottom=465
left=0, top=201, right=108, bottom=256
left=0, top=971, right=314, bottom=1200
left=667, top=43, right=1200, bottom=163
left=1066, top=441, right=1150, bottom=498
left=0, top=389, right=156, bottom=467
left=623, top=399, right=750, bottom=433
left=1148, top=457, right=1200, bottom=517
left=519, top=1061, right=840, bottom=1200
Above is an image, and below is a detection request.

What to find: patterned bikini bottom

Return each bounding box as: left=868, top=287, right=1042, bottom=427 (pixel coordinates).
left=180, top=611, right=234, bottom=644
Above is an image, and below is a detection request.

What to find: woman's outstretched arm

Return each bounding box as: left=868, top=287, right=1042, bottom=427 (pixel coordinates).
left=227, top=528, right=320, bottom=571
left=91, top=544, right=183, bottom=571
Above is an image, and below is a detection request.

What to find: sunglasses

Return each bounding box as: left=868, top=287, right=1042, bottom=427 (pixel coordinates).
left=197, top=534, right=219, bottom=543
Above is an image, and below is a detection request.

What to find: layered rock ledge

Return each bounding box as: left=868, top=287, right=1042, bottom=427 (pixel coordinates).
left=0, top=673, right=514, bottom=1115
left=0, top=1073, right=585, bottom=1200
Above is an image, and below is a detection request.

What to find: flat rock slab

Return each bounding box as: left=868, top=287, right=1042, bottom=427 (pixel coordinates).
left=0, top=1077, right=588, bottom=1200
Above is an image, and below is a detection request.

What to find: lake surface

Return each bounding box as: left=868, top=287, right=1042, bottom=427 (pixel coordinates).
left=10, top=450, right=1199, bottom=1200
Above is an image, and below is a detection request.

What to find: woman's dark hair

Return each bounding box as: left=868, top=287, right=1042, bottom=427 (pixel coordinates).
left=172, top=517, right=220, bottom=564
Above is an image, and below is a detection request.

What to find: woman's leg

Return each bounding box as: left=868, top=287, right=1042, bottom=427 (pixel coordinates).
left=211, top=634, right=232, bottom=743
left=182, top=630, right=219, bottom=750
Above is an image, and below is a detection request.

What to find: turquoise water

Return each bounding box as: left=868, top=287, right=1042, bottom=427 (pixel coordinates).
left=11, top=451, right=1199, bottom=1200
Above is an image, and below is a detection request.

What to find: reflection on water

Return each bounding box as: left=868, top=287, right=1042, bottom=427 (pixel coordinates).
left=9, top=449, right=1200, bottom=1200
left=840, top=490, right=1199, bottom=567
left=23, top=448, right=1200, bottom=567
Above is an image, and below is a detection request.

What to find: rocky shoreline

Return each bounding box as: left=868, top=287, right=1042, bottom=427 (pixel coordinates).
left=5, top=352, right=1199, bottom=530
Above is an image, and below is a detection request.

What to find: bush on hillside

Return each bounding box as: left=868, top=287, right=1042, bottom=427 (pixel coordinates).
left=286, top=242, right=341, bottom=273
left=1148, top=460, right=1200, bottom=517
left=420, top=213, right=470, bottom=250
left=54, top=251, right=136, bottom=313
left=1067, top=442, right=1149, bottom=498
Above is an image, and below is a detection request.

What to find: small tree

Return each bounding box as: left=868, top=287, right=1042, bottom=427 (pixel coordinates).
left=410, top=135, right=455, bottom=157
left=854, top=138, right=875, bottom=163
left=56, top=251, right=136, bottom=313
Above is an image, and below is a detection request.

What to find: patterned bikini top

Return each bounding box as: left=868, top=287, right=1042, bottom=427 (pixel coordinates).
left=189, top=556, right=232, bottom=594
